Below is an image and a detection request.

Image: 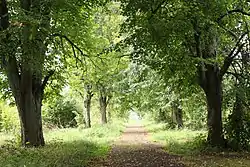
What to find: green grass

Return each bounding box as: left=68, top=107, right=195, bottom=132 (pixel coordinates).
left=144, top=121, right=250, bottom=167
left=0, top=121, right=125, bottom=167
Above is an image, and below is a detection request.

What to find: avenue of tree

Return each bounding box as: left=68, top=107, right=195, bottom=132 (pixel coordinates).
left=0, top=0, right=250, bottom=150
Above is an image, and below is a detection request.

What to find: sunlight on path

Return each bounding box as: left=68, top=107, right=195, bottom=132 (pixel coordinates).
left=88, top=122, right=185, bottom=167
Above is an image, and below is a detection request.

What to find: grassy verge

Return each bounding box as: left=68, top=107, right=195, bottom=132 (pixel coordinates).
left=144, top=121, right=250, bottom=167
left=0, top=121, right=125, bottom=167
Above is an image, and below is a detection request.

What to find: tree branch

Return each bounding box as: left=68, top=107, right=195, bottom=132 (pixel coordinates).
left=52, top=33, right=88, bottom=58
left=107, top=95, right=112, bottom=105
left=6, top=56, right=20, bottom=99
left=219, top=32, right=247, bottom=79
left=78, top=91, right=85, bottom=98
left=52, top=33, right=105, bottom=70
left=217, top=23, right=238, bottom=40
left=218, top=9, right=250, bottom=22
left=41, top=70, right=55, bottom=92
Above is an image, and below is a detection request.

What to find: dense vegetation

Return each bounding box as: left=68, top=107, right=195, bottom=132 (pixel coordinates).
left=0, top=0, right=250, bottom=166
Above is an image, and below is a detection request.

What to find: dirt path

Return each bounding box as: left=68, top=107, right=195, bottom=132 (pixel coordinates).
left=88, top=123, right=185, bottom=167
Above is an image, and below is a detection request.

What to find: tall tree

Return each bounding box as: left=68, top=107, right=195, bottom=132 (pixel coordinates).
left=0, top=0, right=108, bottom=146
left=0, top=0, right=53, bottom=146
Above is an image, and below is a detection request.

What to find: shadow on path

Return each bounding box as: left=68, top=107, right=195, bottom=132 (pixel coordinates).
left=88, top=124, right=185, bottom=167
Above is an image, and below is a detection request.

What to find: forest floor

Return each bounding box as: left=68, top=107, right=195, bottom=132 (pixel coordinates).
left=88, top=123, right=185, bottom=167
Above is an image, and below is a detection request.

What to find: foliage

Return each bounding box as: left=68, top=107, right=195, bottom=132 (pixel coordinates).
left=114, top=62, right=207, bottom=129
left=182, top=91, right=207, bottom=130
left=223, top=72, right=250, bottom=150
left=43, top=96, right=81, bottom=128
left=0, top=102, right=19, bottom=133
left=120, top=0, right=250, bottom=146
left=225, top=114, right=250, bottom=151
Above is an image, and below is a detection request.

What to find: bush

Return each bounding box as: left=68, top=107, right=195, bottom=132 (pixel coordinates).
left=43, top=97, right=82, bottom=128
left=224, top=111, right=250, bottom=150
left=0, top=103, right=20, bottom=133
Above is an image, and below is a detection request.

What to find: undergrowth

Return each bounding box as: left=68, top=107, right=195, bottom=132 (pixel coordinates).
left=145, top=121, right=250, bottom=167
left=0, top=121, right=125, bottom=167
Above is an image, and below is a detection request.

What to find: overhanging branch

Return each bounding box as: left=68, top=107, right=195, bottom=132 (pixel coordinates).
left=219, top=32, right=247, bottom=79
left=52, top=33, right=88, bottom=66
left=218, top=9, right=250, bottom=22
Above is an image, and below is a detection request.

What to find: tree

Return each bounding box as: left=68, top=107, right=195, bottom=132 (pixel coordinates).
left=223, top=49, right=250, bottom=150
left=85, top=2, right=127, bottom=124
left=0, top=0, right=108, bottom=146
left=120, top=0, right=250, bottom=147
left=0, top=0, right=53, bottom=146
left=67, top=2, right=127, bottom=126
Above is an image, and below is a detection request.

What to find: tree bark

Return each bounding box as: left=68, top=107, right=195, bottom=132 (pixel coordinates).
left=18, top=72, right=45, bottom=146
left=192, top=22, right=225, bottom=147
left=176, top=108, right=183, bottom=129
left=231, top=90, right=243, bottom=141
left=200, top=64, right=225, bottom=147
left=6, top=59, right=46, bottom=146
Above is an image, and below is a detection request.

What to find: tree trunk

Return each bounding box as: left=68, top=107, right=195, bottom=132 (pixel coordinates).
left=1, top=0, right=51, bottom=147
left=98, top=85, right=111, bottom=124
left=18, top=85, right=45, bottom=147
left=201, top=64, right=225, bottom=147
left=99, top=96, right=108, bottom=124
left=171, top=100, right=183, bottom=129
left=227, top=84, right=244, bottom=149
left=108, top=109, right=112, bottom=122
left=7, top=66, right=45, bottom=147
left=176, top=108, right=183, bottom=129
left=193, top=23, right=225, bottom=147
left=84, top=92, right=93, bottom=128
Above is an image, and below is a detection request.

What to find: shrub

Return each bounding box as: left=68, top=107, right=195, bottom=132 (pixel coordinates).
left=0, top=103, right=20, bottom=133
left=43, top=97, right=81, bottom=128
left=224, top=111, right=250, bottom=150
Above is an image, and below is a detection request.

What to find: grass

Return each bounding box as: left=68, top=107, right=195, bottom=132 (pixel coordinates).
left=144, top=121, right=250, bottom=167
left=0, top=121, right=125, bottom=167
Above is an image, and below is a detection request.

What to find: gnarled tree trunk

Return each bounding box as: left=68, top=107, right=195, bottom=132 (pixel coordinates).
left=6, top=57, right=50, bottom=146
left=1, top=0, right=52, bottom=147
left=192, top=22, right=225, bottom=147
left=199, top=64, right=225, bottom=147
left=18, top=74, right=45, bottom=146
